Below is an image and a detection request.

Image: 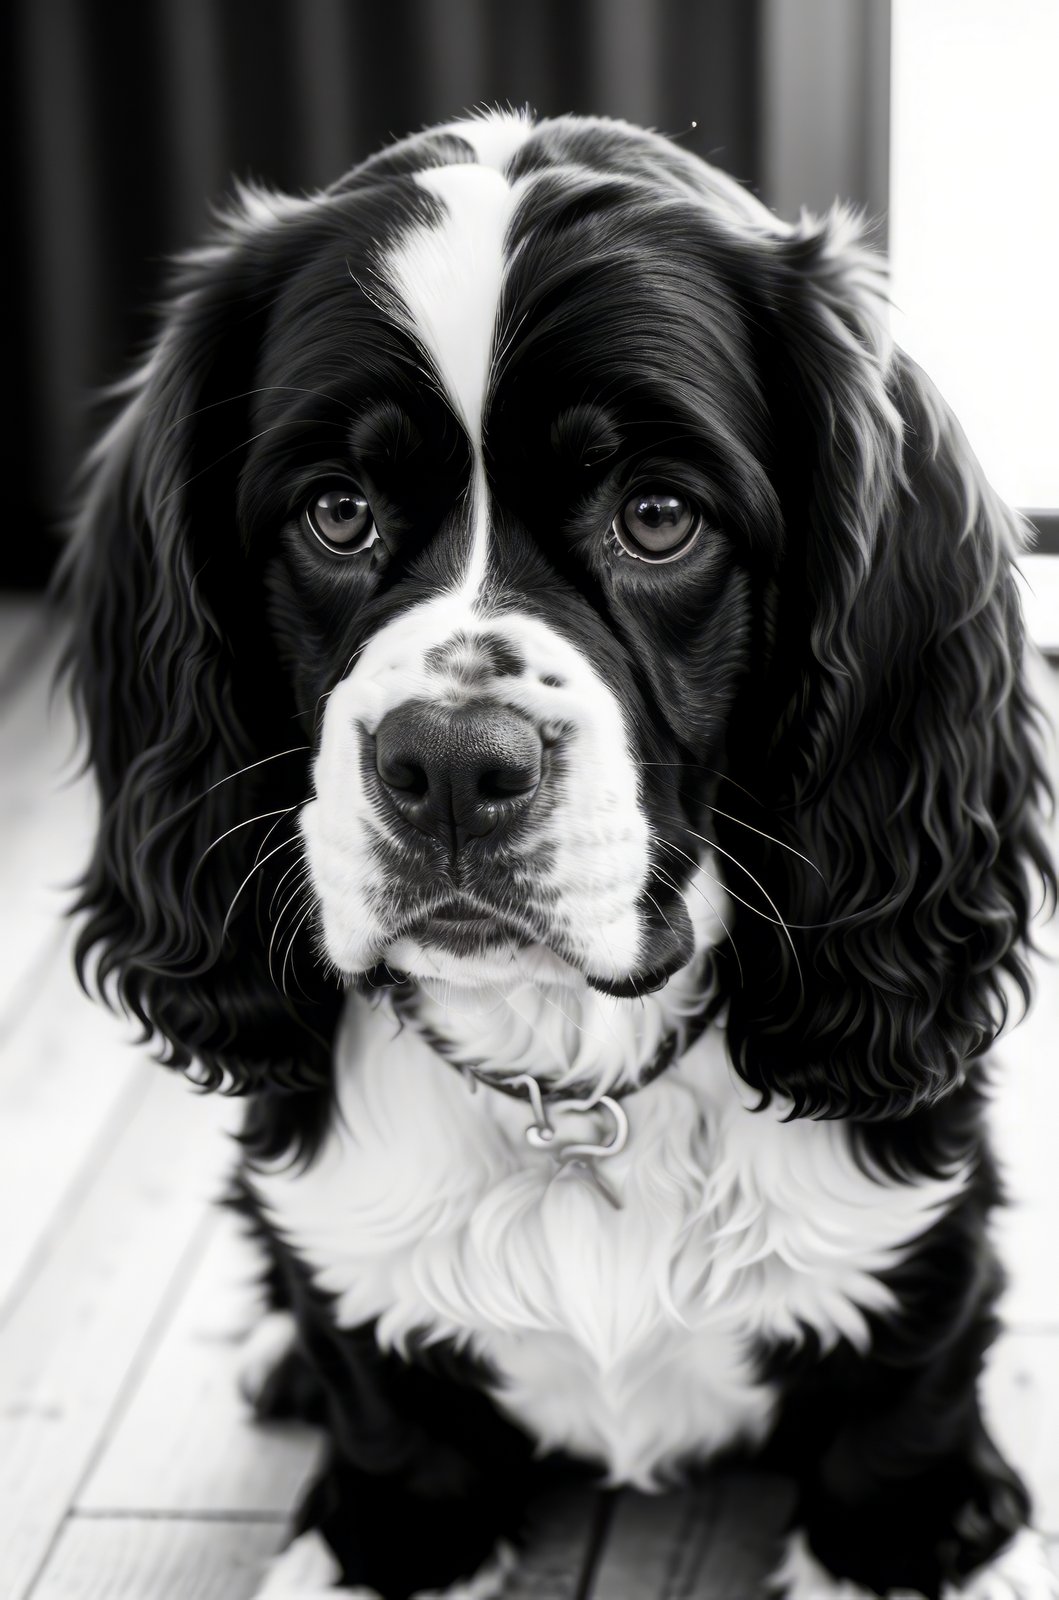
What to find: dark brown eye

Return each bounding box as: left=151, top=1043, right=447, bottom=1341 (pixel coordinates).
left=303, top=483, right=377, bottom=555
left=613, top=490, right=701, bottom=562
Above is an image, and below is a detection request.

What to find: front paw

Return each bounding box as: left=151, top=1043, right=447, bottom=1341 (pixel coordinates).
left=770, top=1527, right=1058, bottom=1600
left=769, top=1528, right=924, bottom=1599
left=280, top=1458, right=522, bottom=1600
left=406, top=1540, right=517, bottom=1600
left=239, top=1310, right=327, bottom=1423
left=941, top=1528, right=1059, bottom=1600
left=255, top=1529, right=518, bottom=1599
left=256, top=1529, right=380, bottom=1598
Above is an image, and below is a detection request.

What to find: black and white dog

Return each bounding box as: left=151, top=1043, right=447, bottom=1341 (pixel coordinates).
left=65, top=111, right=1056, bottom=1599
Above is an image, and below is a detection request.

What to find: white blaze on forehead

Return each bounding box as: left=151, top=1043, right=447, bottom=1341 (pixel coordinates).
left=387, top=163, right=519, bottom=449
left=440, top=109, right=535, bottom=173
left=385, top=160, right=526, bottom=599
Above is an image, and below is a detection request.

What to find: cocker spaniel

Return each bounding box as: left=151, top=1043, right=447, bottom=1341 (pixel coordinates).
left=64, top=111, right=1056, bottom=1599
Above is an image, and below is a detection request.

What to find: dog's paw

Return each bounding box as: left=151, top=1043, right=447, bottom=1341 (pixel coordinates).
left=941, top=1529, right=1059, bottom=1599
left=256, top=1529, right=379, bottom=1597
left=239, top=1310, right=300, bottom=1411
left=239, top=1310, right=326, bottom=1423
left=410, top=1540, right=518, bottom=1600
left=770, top=1527, right=1058, bottom=1600
left=253, top=1530, right=518, bottom=1600
left=769, top=1530, right=924, bottom=1600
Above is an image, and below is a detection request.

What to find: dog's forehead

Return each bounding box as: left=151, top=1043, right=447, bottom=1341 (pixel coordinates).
left=377, top=116, right=663, bottom=452
left=384, top=162, right=521, bottom=449
left=371, top=123, right=752, bottom=466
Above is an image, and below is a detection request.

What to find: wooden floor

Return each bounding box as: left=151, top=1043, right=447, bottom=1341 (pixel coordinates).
left=1, top=596, right=1057, bottom=1599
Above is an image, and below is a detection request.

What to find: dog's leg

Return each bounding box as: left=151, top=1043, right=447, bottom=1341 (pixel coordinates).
left=770, top=1371, right=1054, bottom=1599
left=239, top=1308, right=330, bottom=1423
left=762, top=1160, right=1058, bottom=1600
left=256, top=1449, right=520, bottom=1599
left=246, top=1307, right=532, bottom=1600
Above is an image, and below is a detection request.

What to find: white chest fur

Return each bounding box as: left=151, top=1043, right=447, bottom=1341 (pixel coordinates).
left=250, top=991, right=969, bottom=1489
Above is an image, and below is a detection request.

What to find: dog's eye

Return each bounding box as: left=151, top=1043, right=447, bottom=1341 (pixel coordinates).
left=613, top=491, right=701, bottom=563
left=303, top=483, right=377, bottom=555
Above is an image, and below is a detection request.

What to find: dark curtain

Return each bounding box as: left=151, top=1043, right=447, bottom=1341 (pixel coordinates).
left=5, top=0, right=885, bottom=585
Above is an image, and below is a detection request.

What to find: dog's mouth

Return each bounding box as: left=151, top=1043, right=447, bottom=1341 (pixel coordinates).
left=371, top=883, right=697, bottom=996
left=414, top=896, right=528, bottom=954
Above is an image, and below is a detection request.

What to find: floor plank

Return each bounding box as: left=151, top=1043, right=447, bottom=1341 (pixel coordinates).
left=584, top=1475, right=793, bottom=1600
left=29, top=1516, right=285, bottom=1600
left=0, top=1071, right=237, bottom=1600
left=79, top=1207, right=323, bottom=1517
left=505, top=1488, right=604, bottom=1600
left=0, top=940, right=143, bottom=1317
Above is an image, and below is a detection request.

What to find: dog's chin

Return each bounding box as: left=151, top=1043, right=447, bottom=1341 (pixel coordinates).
left=371, top=894, right=697, bottom=1001
left=380, top=934, right=587, bottom=995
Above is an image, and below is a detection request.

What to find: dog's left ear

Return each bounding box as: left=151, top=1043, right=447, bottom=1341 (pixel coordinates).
left=59, top=200, right=342, bottom=1112
left=719, top=210, right=1055, bottom=1121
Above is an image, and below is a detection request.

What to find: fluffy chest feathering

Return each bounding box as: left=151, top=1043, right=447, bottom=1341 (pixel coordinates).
left=250, top=991, right=969, bottom=1488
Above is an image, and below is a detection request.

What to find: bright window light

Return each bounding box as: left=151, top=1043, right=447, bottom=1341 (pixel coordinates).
left=889, top=0, right=1059, bottom=511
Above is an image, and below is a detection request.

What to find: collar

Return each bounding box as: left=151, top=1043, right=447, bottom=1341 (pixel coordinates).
left=390, top=977, right=723, bottom=1210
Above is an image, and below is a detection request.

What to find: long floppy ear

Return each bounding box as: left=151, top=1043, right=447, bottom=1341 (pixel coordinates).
left=719, top=210, right=1054, bottom=1121
left=60, top=208, right=341, bottom=1102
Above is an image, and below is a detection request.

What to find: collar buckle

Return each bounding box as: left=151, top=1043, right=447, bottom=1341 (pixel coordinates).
left=505, top=1073, right=629, bottom=1209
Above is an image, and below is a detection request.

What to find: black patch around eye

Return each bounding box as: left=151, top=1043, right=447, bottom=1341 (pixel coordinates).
left=550, top=403, right=621, bottom=470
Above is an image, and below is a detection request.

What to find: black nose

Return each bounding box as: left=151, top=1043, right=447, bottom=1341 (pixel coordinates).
left=374, top=700, right=543, bottom=845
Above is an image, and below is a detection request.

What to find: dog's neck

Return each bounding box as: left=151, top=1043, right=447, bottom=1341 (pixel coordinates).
left=390, top=951, right=718, bottom=1104
left=384, top=960, right=720, bottom=1208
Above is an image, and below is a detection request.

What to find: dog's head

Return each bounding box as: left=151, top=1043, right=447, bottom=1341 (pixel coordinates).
left=65, top=111, right=1052, bottom=1134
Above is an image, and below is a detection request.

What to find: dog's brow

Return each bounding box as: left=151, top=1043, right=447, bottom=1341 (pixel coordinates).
left=350, top=401, right=419, bottom=465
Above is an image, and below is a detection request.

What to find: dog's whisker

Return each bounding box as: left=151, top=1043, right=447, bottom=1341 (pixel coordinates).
left=154, top=419, right=324, bottom=508
left=280, top=897, right=317, bottom=1001
left=268, top=867, right=313, bottom=989
left=698, top=802, right=822, bottom=877
left=656, top=836, right=862, bottom=935
left=253, top=810, right=306, bottom=922
left=193, top=806, right=297, bottom=879
left=133, top=747, right=310, bottom=860
left=202, top=746, right=311, bottom=796
left=268, top=855, right=310, bottom=921
left=221, top=834, right=301, bottom=944
left=646, top=771, right=821, bottom=874
left=634, top=761, right=768, bottom=809
left=160, top=383, right=361, bottom=438
left=676, top=830, right=804, bottom=998
left=650, top=856, right=745, bottom=989
left=641, top=886, right=680, bottom=948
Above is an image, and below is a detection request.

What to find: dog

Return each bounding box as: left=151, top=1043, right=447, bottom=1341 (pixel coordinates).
left=63, top=110, right=1057, bottom=1599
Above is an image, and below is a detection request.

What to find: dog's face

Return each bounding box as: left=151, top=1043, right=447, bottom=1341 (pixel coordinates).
left=244, top=118, right=775, bottom=998
left=67, top=112, right=1051, bottom=1133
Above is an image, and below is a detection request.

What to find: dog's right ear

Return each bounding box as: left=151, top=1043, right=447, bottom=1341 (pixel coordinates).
left=59, top=194, right=342, bottom=1107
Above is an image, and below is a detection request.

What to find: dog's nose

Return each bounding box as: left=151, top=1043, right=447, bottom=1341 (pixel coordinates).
left=374, top=700, right=543, bottom=844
